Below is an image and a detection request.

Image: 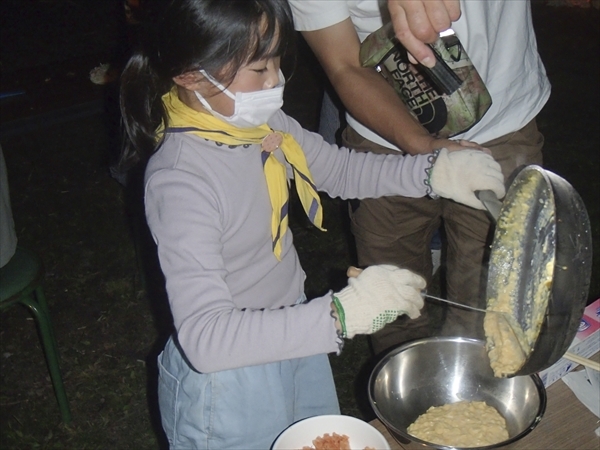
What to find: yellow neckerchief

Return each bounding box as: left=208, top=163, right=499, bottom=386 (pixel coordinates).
left=159, top=87, right=325, bottom=260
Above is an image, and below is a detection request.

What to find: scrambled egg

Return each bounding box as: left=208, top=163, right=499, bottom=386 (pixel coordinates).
left=408, top=401, right=509, bottom=447
left=484, top=169, right=555, bottom=377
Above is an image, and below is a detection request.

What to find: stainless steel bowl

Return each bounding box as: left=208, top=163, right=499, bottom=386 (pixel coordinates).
left=369, top=337, right=546, bottom=449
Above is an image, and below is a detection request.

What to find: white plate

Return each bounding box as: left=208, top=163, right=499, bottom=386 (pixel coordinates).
left=272, top=414, right=391, bottom=450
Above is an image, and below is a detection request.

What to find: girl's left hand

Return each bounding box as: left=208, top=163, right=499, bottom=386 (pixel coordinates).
left=429, top=148, right=505, bottom=209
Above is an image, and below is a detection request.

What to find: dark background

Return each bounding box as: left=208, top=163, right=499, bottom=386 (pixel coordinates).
left=0, top=1, right=598, bottom=448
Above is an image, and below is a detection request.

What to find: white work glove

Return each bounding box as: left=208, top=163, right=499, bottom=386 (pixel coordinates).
left=429, top=148, right=506, bottom=210
left=332, top=265, right=426, bottom=339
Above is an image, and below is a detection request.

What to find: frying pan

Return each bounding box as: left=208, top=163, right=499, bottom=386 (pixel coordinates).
left=478, top=165, right=592, bottom=377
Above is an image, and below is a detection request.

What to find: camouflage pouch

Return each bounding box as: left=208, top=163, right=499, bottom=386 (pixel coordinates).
left=360, top=23, right=492, bottom=138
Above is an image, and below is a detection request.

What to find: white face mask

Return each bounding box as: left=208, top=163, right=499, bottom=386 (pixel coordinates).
left=195, top=69, right=285, bottom=128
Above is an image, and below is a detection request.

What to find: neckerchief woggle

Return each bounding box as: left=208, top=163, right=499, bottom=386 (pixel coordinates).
left=159, top=87, right=325, bottom=260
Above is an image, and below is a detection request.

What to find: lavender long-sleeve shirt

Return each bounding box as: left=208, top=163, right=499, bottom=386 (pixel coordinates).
left=144, top=110, right=430, bottom=373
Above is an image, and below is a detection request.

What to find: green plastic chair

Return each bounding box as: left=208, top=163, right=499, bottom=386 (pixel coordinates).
left=0, top=247, right=72, bottom=423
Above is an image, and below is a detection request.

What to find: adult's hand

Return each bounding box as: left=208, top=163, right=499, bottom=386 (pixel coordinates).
left=387, top=0, right=461, bottom=67
left=431, top=138, right=488, bottom=154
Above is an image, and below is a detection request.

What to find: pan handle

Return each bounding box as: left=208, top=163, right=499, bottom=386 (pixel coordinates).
left=475, top=189, right=503, bottom=222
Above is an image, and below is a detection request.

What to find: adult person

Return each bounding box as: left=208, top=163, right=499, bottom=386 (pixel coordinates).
left=289, top=0, right=551, bottom=353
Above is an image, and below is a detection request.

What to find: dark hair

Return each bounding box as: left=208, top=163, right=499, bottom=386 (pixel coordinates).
left=119, top=0, right=295, bottom=170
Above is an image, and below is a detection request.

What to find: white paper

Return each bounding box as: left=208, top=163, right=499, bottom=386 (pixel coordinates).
left=562, top=367, right=600, bottom=418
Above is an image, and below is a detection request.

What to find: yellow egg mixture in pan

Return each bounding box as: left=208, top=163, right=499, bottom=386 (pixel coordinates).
left=483, top=169, right=555, bottom=377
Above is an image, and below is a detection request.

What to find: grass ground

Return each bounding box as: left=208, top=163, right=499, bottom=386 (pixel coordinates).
left=0, top=2, right=598, bottom=449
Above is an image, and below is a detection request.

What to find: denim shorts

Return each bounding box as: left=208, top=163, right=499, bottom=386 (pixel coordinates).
left=157, top=336, right=339, bottom=449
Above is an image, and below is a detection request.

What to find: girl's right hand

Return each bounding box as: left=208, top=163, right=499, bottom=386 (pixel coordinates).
left=331, top=265, right=426, bottom=339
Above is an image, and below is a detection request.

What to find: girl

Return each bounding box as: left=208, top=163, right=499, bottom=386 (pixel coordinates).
left=119, top=0, right=505, bottom=448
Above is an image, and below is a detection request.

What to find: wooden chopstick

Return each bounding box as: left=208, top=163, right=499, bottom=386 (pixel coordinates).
left=563, top=352, right=600, bottom=371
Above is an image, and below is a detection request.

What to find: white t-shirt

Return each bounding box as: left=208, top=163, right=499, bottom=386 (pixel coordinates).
left=289, top=0, right=551, bottom=150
